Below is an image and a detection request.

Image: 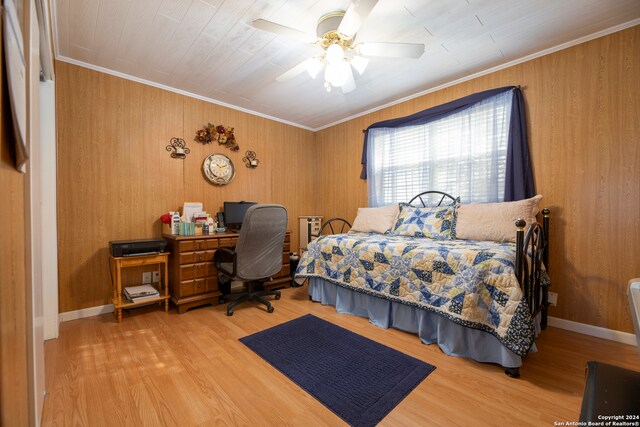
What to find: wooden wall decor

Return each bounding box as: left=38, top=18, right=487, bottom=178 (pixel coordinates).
left=314, top=26, right=640, bottom=334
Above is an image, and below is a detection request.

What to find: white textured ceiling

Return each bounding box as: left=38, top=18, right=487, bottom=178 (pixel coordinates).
left=52, top=0, right=640, bottom=130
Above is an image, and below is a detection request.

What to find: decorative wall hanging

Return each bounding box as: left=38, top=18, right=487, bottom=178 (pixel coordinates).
left=194, top=123, right=239, bottom=151
left=242, top=150, right=259, bottom=168
left=166, top=137, right=190, bottom=159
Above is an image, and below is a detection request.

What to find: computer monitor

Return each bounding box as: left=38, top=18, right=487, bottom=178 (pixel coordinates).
left=223, top=201, right=256, bottom=230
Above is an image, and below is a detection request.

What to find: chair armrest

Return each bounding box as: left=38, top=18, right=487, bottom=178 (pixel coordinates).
left=214, top=248, right=237, bottom=276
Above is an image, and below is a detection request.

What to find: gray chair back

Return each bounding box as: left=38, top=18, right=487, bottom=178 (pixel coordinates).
left=234, top=204, right=288, bottom=280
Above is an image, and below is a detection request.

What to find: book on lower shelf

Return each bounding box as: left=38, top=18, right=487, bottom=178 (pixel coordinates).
left=124, top=284, right=159, bottom=302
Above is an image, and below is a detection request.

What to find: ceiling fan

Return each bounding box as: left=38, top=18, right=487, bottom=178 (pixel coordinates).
left=252, top=0, right=425, bottom=93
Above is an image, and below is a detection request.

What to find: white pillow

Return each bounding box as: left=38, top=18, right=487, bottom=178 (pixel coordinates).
left=350, top=205, right=400, bottom=234
left=456, top=195, right=543, bottom=242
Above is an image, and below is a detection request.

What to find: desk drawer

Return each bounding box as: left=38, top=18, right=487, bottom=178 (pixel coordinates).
left=194, top=278, right=206, bottom=293
left=194, top=240, right=218, bottom=251
left=180, top=252, right=195, bottom=264
left=179, top=241, right=195, bottom=252
left=181, top=250, right=215, bottom=264
left=206, top=277, right=218, bottom=293
left=206, top=262, right=218, bottom=277
left=178, top=239, right=219, bottom=253
left=180, top=264, right=195, bottom=281
left=179, top=280, right=194, bottom=297
left=218, top=238, right=238, bottom=248
left=197, top=250, right=215, bottom=262
left=194, top=263, right=208, bottom=279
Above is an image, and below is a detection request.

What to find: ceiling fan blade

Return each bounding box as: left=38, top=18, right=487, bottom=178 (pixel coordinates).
left=356, top=42, right=425, bottom=59
left=338, top=0, right=380, bottom=39
left=276, top=59, right=314, bottom=82
left=341, top=65, right=356, bottom=94
left=252, top=19, right=318, bottom=43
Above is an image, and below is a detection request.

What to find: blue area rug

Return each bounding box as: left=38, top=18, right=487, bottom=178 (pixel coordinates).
left=239, top=314, right=436, bottom=427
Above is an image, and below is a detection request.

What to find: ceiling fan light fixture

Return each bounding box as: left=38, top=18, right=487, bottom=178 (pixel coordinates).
left=326, top=43, right=345, bottom=64
left=350, top=55, right=369, bottom=75
left=324, top=61, right=349, bottom=88
left=257, top=0, right=423, bottom=94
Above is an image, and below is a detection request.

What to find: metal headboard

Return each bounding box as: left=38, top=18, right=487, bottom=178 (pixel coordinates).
left=407, top=191, right=457, bottom=207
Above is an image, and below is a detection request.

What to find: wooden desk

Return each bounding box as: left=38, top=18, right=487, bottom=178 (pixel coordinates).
left=163, top=231, right=292, bottom=313
left=109, top=252, right=170, bottom=322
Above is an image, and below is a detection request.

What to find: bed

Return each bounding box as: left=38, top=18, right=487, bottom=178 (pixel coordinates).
left=294, top=191, right=550, bottom=377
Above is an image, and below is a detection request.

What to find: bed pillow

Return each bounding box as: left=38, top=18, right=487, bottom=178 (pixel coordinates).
left=350, top=205, right=399, bottom=234
left=456, top=195, right=543, bottom=242
left=388, top=203, right=456, bottom=239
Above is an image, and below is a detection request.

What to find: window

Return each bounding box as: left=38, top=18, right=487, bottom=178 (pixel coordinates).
left=366, top=90, right=513, bottom=206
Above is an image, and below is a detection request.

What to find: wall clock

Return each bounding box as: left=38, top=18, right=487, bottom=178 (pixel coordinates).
left=203, top=153, right=235, bottom=185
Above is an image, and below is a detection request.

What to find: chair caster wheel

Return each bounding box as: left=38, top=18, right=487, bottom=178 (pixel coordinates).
left=275, top=293, right=281, bottom=300
left=226, top=310, right=233, bottom=316
left=267, top=305, right=274, bottom=313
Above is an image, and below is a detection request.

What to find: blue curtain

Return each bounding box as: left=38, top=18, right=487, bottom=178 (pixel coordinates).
left=361, top=86, right=535, bottom=201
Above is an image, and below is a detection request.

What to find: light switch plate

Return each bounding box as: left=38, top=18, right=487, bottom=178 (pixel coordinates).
left=548, top=292, right=558, bottom=307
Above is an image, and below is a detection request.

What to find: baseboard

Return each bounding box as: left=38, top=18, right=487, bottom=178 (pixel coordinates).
left=59, top=304, right=114, bottom=323
left=548, top=316, right=637, bottom=346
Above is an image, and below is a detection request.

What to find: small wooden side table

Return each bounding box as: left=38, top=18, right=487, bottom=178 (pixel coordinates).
left=109, top=252, right=170, bottom=322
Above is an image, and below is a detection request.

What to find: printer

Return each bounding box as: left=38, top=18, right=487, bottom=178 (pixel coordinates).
left=109, top=239, right=167, bottom=257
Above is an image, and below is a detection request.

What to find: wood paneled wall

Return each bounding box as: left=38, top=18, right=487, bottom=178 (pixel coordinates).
left=314, top=26, right=640, bottom=333
left=0, top=0, right=29, bottom=422
left=56, top=62, right=315, bottom=312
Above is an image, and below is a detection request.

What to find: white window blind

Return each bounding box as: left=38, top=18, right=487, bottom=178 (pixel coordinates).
left=367, top=90, right=513, bottom=206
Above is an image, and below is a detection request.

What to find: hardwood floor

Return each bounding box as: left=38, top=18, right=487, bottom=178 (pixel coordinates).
left=42, top=286, right=640, bottom=426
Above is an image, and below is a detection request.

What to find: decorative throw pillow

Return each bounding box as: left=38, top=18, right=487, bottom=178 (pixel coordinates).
left=456, top=195, right=543, bottom=242
left=350, top=205, right=400, bottom=234
left=388, top=203, right=457, bottom=239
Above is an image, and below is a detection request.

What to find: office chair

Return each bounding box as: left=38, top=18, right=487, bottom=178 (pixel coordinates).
left=214, top=204, right=288, bottom=316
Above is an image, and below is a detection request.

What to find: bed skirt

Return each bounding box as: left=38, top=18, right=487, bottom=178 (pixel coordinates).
left=307, top=277, right=538, bottom=368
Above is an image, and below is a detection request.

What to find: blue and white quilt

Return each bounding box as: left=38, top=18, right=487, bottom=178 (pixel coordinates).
left=295, top=232, right=536, bottom=356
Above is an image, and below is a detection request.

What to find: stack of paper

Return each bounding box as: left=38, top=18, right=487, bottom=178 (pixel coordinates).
left=124, top=284, right=159, bottom=302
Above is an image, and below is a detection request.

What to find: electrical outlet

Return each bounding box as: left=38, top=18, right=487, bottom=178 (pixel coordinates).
left=142, top=272, right=152, bottom=284
left=548, top=292, right=558, bottom=307
left=152, top=271, right=160, bottom=283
